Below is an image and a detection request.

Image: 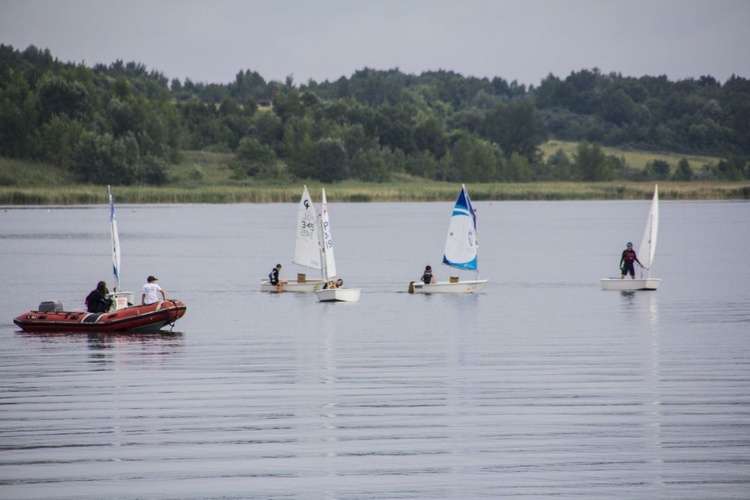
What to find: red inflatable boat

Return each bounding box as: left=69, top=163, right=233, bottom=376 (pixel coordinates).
left=14, top=299, right=187, bottom=333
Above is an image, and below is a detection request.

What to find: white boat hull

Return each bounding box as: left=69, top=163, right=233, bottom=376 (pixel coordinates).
left=260, top=280, right=324, bottom=292
left=600, top=278, right=661, bottom=291
left=315, top=288, right=361, bottom=302
left=410, top=279, right=488, bottom=294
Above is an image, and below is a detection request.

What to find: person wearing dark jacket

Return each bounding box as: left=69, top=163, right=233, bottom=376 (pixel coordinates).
left=421, top=265, right=437, bottom=284
left=620, top=242, right=645, bottom=279
left=86, top=281, right=113, bottom=313
left=269, top=264, right=282, bottom=285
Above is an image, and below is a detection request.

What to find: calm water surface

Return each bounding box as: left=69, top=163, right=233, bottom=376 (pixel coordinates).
left=1, top=200, right=749, bottom=499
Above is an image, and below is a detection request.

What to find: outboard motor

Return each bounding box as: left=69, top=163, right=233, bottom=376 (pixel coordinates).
left=38, top=301, right=63, bottom=312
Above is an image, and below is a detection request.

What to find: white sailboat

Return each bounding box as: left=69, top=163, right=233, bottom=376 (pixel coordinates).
left=410, top=184, right=488, bottom=294
left=601, top=185, right=662, bottom=291
left=315, top=188, right=361, bottom=302
left=107, top=186, right=135, bottom=309
left=261, top=185, right=325, bottom=292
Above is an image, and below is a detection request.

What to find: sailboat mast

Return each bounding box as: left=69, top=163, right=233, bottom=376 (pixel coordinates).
left=472, top=187, right=480, bottom=281
left=316, top=211, right=327, bottom=282
left=639, top=185, right=659, bottom=279
left=108, top=185, right=121, bottom=292
left=319, top=188, right=336, bottom=281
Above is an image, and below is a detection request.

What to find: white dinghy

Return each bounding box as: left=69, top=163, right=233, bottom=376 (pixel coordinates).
left=315, top=189, right=361, bottom=303
left=410, top=184, right=488, bottom=294
left=261, top=185, right=325, bottom=292
left=601, top=185, right=662, bottom=291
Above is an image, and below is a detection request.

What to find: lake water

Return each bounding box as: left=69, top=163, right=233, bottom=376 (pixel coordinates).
left=1, top=199, right=749, bottom=499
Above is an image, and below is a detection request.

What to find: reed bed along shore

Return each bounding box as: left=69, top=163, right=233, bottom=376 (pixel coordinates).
left=1, top=182, right=749, bottom=206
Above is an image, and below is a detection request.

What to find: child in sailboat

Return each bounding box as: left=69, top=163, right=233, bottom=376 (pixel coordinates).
left=619, top=242, right=645, bottom=279
left=421, top=265, right=437, bottom=284
left=269, top=264, right=282, bottom=285
left=323, top=279, right=344, bottom=289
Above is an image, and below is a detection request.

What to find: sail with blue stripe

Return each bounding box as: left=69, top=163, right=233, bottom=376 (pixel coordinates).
left=318, top=188, right=337, bottom=281
left=108, top=185, right=121, bottom=292
left=442, top=184, right=479, bottom=271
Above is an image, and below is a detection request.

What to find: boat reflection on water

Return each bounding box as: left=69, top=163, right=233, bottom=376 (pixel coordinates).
left=16, top=330, right=184, bottom=342
left=86, top=332, right=185, bottom=365
left=618, top=288, right=660, bottom=328
left=85, top=331, right=185, bottom=348
left=16, top=330, right=185, bottom=365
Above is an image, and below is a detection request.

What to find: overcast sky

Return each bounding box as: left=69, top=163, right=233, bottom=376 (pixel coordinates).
left=2, top=0, right=748, bottom=87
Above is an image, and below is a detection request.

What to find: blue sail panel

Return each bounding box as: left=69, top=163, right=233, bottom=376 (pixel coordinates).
left=443, top=254, right=478, bottom=270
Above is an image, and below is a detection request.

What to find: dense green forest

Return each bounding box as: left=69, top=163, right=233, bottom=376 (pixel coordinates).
left=1, top=44, right=748, bottom=187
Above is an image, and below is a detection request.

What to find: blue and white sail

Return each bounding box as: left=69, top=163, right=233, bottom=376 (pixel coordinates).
left=442, top=184, right=479, bottom=272
left=108, top=185, right=121, bottom=292
left=314, top=188, right=361, bottom=302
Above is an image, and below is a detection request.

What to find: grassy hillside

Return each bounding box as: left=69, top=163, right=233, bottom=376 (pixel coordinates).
left=539, top=140, right=719, bottom=172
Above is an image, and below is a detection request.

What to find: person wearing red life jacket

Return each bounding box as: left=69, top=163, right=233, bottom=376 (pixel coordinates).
left=619, top=242, right=645, bottom=279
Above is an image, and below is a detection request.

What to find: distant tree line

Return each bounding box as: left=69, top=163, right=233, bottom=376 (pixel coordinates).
left=1, top=44, right=748, bottom=185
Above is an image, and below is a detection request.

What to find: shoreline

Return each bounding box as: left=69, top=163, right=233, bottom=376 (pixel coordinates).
left=1, top=182, right=749, bottom=205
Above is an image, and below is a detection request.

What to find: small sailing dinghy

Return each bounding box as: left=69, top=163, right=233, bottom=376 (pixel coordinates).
left=410, top=184, right=488, bottom=294
left=14, top=187, right=187, bottom=333
left=260, top=185, right=325, bottom=292
left=601, top=185, right=662, bottom=291
left=315, top=189, right=360, bottom=303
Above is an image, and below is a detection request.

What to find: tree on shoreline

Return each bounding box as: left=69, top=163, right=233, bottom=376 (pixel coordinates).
left=0, top=44, right=747, bottom=185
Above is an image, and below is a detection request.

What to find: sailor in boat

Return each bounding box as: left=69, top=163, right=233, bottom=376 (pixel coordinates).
left=420, top=265, right=437, bottom=284
left=85, top=281, right=114, bottom=313
left=142, top=275, right=167, bottom=305
left=619, top=242, right=645, bottom=279
left=269, top=264, right=284, bottom=285
left=323, top=278, right=343, bottom=289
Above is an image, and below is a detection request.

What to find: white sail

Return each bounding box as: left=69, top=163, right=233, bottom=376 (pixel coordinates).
left=108, top=185, right=121, bottom=292
left=319, top=188, right=337, bottom=280
left=314, top=188, right=361, bottom=302
left=442, top=184, right=479, bottom=272
left=293, top=185, right=322, bottom=271
left=638, top=185, right=659, bottom=277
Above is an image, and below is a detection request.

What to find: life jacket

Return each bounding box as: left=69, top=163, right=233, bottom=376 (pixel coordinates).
left=624, top=250, right=636, bottom=262
left=422, top=271, right=433, bottom=284
left=269, top=268, right=279, bottom=283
